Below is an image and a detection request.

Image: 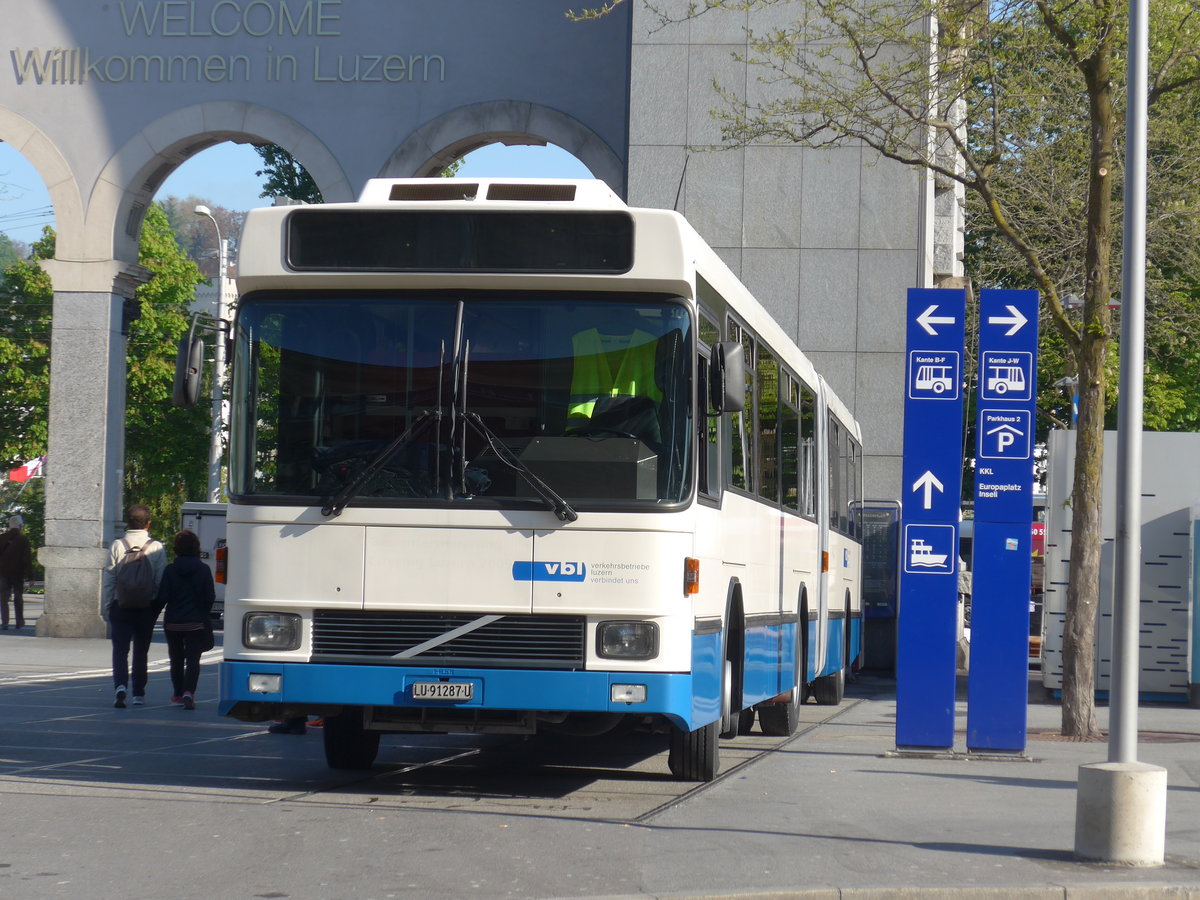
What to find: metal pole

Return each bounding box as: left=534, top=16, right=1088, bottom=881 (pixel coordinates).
left=209, top=236, right=228, bottom=503
left=1110, top=0, right=1148, bottom=766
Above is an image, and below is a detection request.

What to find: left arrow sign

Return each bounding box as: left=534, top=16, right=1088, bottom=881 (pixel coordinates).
left=916, top=305, right=956, bottom=336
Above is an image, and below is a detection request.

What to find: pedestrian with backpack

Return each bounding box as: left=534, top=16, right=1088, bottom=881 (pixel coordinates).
left=103, top=504, right=166, bottom=708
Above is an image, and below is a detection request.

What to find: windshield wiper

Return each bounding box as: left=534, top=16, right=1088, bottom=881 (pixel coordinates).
left=321, top=410, right=435, bottom=518
left=462, top=412, right=578, bottom=523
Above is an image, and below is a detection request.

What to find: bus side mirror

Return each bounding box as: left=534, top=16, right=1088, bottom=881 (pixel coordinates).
left=172, top=335, right=205, bottom=407
left=709, top=341, right=745, bottom=414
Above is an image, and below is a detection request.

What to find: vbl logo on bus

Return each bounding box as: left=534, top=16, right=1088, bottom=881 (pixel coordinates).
left=511, top=561, right=588, bottom=582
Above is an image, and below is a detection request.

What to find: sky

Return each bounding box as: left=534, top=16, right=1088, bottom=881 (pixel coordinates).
left=0, top=140, right=593, bottom=244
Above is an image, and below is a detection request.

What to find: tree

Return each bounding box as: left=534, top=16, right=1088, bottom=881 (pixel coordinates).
left=254, top=144, right=323, bottom=204
left=157, top=196, right=244, bottom=280
left=124, top=204, right=212, bottom=538
left=0, top=232, right=27, bottom=269
left=576, top=0, right=1200, bottom=736
left=0, top=226, right=54, bottom=467
left=0, top=228, right=55, bottom=575
left=2, top=212, right=210, bottom=561
left=253, top=144, right=464, bottom=204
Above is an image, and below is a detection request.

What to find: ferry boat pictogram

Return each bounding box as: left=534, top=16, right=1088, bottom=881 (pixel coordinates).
left=909, top=539, right=949, bottom=568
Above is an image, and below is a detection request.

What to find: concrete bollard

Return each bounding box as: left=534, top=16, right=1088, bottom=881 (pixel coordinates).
left=1074, top=760, right=1168, bottom=865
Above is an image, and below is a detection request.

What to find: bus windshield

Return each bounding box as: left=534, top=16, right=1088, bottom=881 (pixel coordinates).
left=230, top=292, right=694, bottom=509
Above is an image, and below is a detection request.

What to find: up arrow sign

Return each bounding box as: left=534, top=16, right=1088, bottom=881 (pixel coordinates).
left=912, top=470, right=944, bottom=510
left=916, top=305, right=957, bottom=336
left=988, top=304, right=1028, bottom=336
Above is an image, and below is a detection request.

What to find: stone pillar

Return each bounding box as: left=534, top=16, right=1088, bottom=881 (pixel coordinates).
left=36, top=259, right=147, bottom=638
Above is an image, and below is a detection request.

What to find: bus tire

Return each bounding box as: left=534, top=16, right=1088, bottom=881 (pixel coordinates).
left=811, top=666, right=845, bottom=705
left=758, top=682, right=800, bottom=736
left=737, top=707, right=756, bottom=735
left=668, top=719, right=720, bottom=782
left=323, top=710, right=381, bottom=770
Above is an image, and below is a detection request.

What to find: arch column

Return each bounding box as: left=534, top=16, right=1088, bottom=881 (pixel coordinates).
left=35, top=259, right=148, bottom=638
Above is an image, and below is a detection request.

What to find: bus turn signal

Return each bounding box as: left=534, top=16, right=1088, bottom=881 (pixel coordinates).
left=214, top=540, right=228, bottom=584
left=684, top=557, right=700, bottom=595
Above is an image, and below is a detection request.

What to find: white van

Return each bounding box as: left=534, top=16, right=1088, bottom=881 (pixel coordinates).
left=179, top=502, right=226, bottom=618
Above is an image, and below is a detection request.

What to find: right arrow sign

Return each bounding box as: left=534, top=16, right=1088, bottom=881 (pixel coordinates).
left=987, top=304, right=1029, bottom=336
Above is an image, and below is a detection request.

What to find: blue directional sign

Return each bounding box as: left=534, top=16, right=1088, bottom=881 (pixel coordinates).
left=897, top=288, right=966, bottom=750
left=968, top=289, right=1039, bottom=753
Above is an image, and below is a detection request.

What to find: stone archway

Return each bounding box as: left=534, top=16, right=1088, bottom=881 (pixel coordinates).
left=32, top=104, right=350, bottom=637
left=93, top=103, right=353, bottom=265
left=381, top=101, right=623, bottom=195
left=0, top=108, right=83, bottom=255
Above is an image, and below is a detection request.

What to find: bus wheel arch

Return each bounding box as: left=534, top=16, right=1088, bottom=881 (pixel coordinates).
left=719, top=583, right=746, bottom=739
left=811, top=591, right=849, bottom=706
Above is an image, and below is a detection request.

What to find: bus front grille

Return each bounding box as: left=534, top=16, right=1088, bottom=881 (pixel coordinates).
left=311, top=610, right=587, bottom=669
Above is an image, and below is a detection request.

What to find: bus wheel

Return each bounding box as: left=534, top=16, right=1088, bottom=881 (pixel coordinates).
left=758, top=681, right=800, bottom=736
left=811, top=666, right=845, bottom=706
left=668, top=720, right=720, bottom=782
left=737, top=707, right=756, bottom=735
left=323, top=710, right=381, bottom=770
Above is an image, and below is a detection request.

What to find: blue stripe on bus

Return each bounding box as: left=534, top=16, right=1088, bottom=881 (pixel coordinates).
left=221, top=653, right=708, bottom=732
left=219, top=619, right=861, bottom=731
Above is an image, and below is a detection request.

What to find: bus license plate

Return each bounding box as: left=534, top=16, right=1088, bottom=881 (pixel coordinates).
left=412, top=681, right=474, bottom=702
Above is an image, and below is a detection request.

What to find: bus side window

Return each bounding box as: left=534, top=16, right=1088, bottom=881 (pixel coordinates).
left=726, top=318, right=755, bottom=492
left=757, top=345, right=779, bottom=503
left=697, top=312, right=721, bottom=498
left=781, top=376, right=800, bottom=512
left=799, top=381, right=817, bottom=518
left=697, top=353, right=720, bottom=497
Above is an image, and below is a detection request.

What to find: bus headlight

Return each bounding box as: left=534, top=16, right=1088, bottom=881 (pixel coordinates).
left=244, top=613, right=302, bottom=650
left=597, top=621, right=658, bottom=660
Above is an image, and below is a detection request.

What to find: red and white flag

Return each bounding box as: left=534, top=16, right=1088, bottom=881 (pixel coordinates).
left=8, top=456, right=44, bottom=483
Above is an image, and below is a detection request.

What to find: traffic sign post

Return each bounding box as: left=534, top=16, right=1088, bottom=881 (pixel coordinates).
left=967, top=289, right=1040, bottom=752
left=897, top=288, right=966, bottom=750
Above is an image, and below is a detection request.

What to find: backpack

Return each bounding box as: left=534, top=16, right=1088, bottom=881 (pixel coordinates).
left=115, top=539, right=157, bottom=609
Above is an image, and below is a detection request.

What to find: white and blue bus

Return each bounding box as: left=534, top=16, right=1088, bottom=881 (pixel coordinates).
left=190, top=178, right=863, bottom=781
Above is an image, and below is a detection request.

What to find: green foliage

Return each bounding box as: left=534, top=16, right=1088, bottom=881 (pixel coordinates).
left=0, top=245, right=53, bottom=465
left=123, top=204, right=211, bottom=541
left=0, top=233, right=23, bottom=269
left=254, top=144, right=323, bottom=204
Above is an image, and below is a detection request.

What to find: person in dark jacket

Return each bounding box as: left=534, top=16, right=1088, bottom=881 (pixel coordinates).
left=155, top=529, right=215, bottom=710
left=0, top=515, right=35, bottom=630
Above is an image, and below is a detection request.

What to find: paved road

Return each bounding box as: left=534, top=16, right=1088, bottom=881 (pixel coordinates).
left=2, top=597, right=1199, bottom=900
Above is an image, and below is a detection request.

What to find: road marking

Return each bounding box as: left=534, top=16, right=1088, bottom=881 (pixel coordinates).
left=0, top=649, right=223, bottom=686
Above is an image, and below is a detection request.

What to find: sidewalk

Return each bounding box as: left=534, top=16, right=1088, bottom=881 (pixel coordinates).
left=3, top=595, right=1200, bottom=899
left=0, top=594, right=178, bottom=683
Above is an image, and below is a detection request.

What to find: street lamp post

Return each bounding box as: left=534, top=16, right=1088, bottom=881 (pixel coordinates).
left=193, top=205, right=228, bottom=503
